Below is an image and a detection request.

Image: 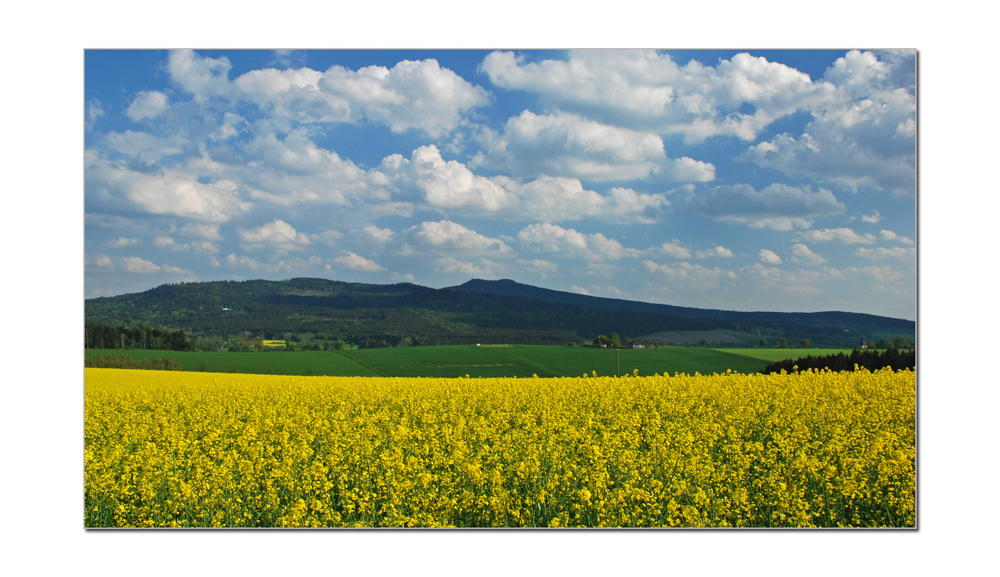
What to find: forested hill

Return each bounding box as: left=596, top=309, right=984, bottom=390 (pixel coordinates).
left=85, top=277, right=914, bottom=349
left=447, top=279, right=915, bottom=330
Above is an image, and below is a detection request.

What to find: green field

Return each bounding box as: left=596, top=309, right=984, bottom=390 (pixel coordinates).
left=84, top=349, right=381, bottom=377
left=340, top=346, right=764, bottom=377
left=717, top=348, right=850, bottom=363
left=84, top=345, right=858, bottom=378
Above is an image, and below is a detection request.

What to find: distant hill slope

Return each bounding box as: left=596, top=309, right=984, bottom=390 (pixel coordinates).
left=447, top=278, right=715, bottom=317
left=447, top=278, right=912, bottom=327
left=85, top=277, right=914, bottom=349
left=446, top=279, right=914, bottom=345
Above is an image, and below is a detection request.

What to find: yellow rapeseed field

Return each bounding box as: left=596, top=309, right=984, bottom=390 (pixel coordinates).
left=85, top=366, right=915, bottom=528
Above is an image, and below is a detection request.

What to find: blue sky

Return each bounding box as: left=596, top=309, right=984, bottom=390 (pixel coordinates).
left=84, top=48, right=916, bottom=320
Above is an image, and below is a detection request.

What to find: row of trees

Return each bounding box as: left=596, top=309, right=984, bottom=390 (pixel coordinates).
left=84, top=323, right=195, bottom=351
left=871, top=336, right=916, bottom=349
left=85, top=323, right=435, bottom=353
left=592, top=333, right=625, bottom=348
left=84, top=353, right=182, bottom=371
left=591, top=333, right=745, bottom=349
left=589, top=334, right=916, bottom=351
left=760, top=338, right=810, bottom=349
left=589, top=333, right=715, bottom=349
left=761, top=348, right=916, bottom=374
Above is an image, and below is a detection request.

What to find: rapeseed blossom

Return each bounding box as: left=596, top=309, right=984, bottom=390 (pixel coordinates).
left=85, top=367, right=915, bottom=528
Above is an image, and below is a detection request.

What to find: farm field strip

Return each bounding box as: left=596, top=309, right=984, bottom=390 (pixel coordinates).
left=85, top=346, right=869, bottom=378
left=339, top=346, right=771, bottom=378
left=717, top=349, right=851, bottom=362
left=85, top=367, right=916, bottom=528
left=84, top=349, right=381, bottom=377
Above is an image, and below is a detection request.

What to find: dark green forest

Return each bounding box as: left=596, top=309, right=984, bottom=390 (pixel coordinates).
left=84, top=277, right=915, bottom=351
left=84, top=352, right=183, bottom=371
left=761, top=348, right=916, bottom=374
left=85, top=322, right=195, bottom=351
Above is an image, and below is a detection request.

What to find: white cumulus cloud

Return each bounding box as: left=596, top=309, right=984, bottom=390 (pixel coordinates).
left=641, top=260, right=738, bottom=290
left=796, top=228, right=877, bottom=244
left=244, top=129, right=375, bottom=206
left=790, top=243, right=827, bottom=265
left=855, top=246, right=917, bottom=260
left=168, top=49, right=234, bottom=98
left=177, top=51, right=492, bottom=137
left=334, top=251, right=385, bottom=272
left=758, top=249, right=783, bottom=265
left=86, top=99, right=104, bottom=130
left=239, top=219, right=311, bottom=251
left=89, top=254, right=115, bottom=268
left=108, top=237, right=139, bottom=248
left=126, top=91, right=171, bottom=121
left=879, top=230, right=914, bottom=245
left=684, top=183, right=845, bottom=230
left=434, top=255, right=497, bottom=277
left=518, top=223, right=636, bottom=261
left=381, top=145, right=671, bottom=223
left=86, top=156, right=250, bottom=223
left=519, top=178, right=669, bottom=224
left=696, top=246, right=734, bottom=258
left=121, top=256, right=161, bottom=274
left=411, top=220, right=512, bottom=253
left=481, top=110, right=711, bottom=182
left=659, top=242, right=692, bottom=259
left=862, top=210, right=883, bottom=223
left=743, top=50, right=916, bottom=195
left=392, top=145, right=519, bottom=213
left=481, top=50, right=834, bottom=143
left=180, top=224, right=223, bottom=241
left=363, top=225, right=394, bottom=242
left=320, top=59, right=489, bottom=137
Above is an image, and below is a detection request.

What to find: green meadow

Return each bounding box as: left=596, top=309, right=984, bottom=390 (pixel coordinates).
left=338, top=345, right=756, bottom=377
left=714, top=348, right=850, bottom=363
left=84, top=349, right=381, bottom=377
left=85, top=345, right=855, bottom=378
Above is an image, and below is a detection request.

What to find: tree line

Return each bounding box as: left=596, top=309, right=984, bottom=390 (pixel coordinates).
left=84, top=352, right=182, bottom=371
left=761, top=348, right=915, bottom=374
left=84, top=323, right=195, bottom=351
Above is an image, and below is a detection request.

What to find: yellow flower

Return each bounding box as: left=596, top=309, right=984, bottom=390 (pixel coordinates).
left=85, top=366, right=915, bottom=528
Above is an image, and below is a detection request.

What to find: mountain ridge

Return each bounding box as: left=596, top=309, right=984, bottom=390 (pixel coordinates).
left=85, top=277, right=914, bottom=349
left=446, top=278, right=911, bottom=323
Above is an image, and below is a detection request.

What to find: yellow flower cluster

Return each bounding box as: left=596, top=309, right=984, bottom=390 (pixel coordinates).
left=85, top=366, right=915, bottom=528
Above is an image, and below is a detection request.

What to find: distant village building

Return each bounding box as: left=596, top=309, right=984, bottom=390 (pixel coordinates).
left=631, top=342, right=645, bottom=349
